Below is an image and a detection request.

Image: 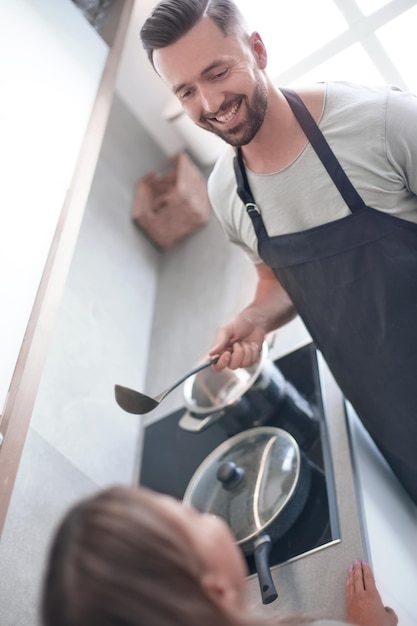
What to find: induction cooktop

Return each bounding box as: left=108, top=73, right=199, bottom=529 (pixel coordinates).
left=137, top=343, right=340, bottom=572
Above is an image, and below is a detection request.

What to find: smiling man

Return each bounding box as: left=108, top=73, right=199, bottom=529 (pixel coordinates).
left=140, top=0, right=417, bottom=508
left=152, top=15, right=268, bottom=146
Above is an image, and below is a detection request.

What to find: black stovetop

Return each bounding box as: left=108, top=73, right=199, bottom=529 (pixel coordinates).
left=138, top=343, right=339, bottom=572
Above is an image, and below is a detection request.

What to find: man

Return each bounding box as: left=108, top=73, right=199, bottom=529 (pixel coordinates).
left=140, top=0, right=417, bottom=505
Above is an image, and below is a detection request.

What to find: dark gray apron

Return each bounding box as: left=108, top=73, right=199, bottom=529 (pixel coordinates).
left=233, top=87, right=417, bottom=504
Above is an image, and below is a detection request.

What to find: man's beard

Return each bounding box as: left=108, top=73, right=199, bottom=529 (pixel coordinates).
left=198, top=80, right=268, bottom=147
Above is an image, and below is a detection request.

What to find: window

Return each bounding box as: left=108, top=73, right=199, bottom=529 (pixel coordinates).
left=236, top=0, right=417, bottom=92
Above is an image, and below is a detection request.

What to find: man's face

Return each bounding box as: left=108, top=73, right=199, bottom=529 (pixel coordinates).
left=153, top=16, right=268, bottom=147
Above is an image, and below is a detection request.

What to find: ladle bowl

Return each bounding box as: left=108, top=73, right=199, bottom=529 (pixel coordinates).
left=114, top=356, right=219, bottom=414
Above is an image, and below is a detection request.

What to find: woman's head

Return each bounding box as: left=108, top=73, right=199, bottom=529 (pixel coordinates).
left=41, top=486, right=250, bottom=626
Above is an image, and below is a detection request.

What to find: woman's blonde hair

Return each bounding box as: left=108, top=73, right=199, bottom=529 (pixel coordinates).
left=42, top=486, right=312, bottom=626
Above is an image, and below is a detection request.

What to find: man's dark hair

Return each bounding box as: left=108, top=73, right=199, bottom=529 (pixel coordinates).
left=140, top=0, right=248, bottom=69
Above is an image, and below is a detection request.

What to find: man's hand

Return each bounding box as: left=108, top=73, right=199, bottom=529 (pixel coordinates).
left=209, top=263, right=296, bottom=370
left=209, top=314, right=265, bottom=370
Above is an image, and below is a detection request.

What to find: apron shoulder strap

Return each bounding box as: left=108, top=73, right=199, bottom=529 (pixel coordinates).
left=233, top=148, right=255, bottom=205
left=280, top=87, right=367, bottom=212
left=233, top=148, right=270, bottom=240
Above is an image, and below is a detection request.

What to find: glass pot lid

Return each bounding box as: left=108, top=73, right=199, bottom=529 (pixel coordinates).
left=183, top=427, right=301, bottom=544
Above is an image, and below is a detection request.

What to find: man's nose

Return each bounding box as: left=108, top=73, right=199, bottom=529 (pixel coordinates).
left=198, top=85, right=223, bottom=115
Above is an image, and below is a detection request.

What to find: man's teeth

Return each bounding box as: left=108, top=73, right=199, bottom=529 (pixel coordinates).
left=215, top=101, right=240, bottom=123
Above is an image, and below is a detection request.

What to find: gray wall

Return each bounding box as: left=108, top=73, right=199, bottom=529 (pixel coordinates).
left=143, top=192, right=257, bottom=427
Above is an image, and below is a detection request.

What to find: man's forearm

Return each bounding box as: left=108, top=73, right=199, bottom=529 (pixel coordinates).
left=241, top=273, right=297, bottom=333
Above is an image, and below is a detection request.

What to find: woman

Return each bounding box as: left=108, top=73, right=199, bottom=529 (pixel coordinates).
left=41, top=485, right=397, bottom=626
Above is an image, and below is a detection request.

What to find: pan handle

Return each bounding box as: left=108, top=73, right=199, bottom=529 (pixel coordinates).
left=253, top=534, right=278, bottom=604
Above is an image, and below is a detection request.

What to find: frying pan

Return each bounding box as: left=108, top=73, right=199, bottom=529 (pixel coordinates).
left=183, top=427, right=312, bottom=604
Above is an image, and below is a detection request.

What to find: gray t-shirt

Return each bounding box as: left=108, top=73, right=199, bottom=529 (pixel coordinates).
left=208, top=81, right=417, bottom=264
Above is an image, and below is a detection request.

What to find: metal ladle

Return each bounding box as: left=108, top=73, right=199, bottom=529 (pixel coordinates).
left=114, top=356, right=219, bottom=414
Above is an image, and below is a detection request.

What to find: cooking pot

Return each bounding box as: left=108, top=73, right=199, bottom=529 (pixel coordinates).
left=183, top=427, right=312, bottom=604
left=179, top=342, right=318, bottom=447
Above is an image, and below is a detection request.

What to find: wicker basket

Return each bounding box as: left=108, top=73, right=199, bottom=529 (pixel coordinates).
left=132, top=152, right=210, bottom=249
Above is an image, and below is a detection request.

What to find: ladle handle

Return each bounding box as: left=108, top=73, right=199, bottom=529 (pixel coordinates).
left=163, top=356, right=219, bottom=397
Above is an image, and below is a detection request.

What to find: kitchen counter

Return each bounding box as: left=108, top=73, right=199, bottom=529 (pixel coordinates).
left=242, top=321, right=365, bottom=621
left=245, top=350, right=364, bottom=621
left=136, top=318, right=366, bottom=622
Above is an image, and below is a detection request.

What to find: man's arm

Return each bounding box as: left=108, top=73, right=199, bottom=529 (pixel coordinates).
left=209, top=262, right=296, bottom=370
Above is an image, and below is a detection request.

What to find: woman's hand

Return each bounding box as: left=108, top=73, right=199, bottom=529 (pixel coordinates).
left=346, top=561, right=398, bottom=626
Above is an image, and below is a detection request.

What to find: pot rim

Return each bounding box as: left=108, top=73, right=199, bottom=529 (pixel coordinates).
left=182, top=342, right=269, bottom=416
left=183, top=426, right=302, bottom=545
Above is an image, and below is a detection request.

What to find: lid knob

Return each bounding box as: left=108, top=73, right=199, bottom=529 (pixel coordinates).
left=216, top=461, right=245, bottom=490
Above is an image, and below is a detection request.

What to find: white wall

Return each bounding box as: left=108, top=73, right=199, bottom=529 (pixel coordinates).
left=0, top=0, right=108, bottom=411
left=347, top=404, right=417, bottom=626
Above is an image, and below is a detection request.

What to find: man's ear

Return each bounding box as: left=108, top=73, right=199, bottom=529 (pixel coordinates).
left=250, top=31, right=268, bottom=69
left=200, top=572, right=241, bottom=612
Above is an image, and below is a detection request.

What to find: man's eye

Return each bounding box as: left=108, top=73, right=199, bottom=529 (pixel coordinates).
left=213, top=68, right=229, bottom=80
left=179, top=89, right=193, bottom=100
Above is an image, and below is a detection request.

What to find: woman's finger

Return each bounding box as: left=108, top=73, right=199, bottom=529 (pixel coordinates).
left=350, top=560, right=364, bottom=592
left=361, top=561, right=377, bottom=592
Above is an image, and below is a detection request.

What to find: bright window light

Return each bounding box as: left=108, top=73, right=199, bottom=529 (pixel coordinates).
left=289, top=43, right=385, bottom=86
left=355, top=0, right=392, bottom=16
left=376, top=5, right=417, bottom=92
left=234, top=0, right=417, bottom=95
left=235, top=0, right=348, bottom=76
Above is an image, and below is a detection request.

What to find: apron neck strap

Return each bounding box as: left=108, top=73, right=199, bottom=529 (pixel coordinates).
left=233, top=148, right=269, bottom=240
left=233, top=87, right=367, bottom=215
left=280, top=87, right=367, bottom=212
left=233, top=147, right=256, bottom=206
